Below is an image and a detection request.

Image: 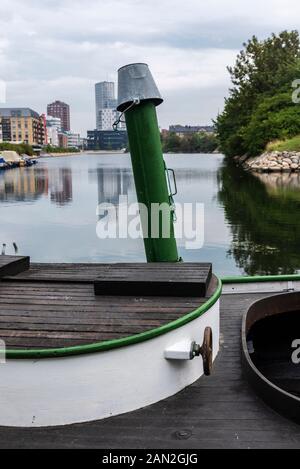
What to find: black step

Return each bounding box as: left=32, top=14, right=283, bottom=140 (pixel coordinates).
left=0, top=256, right=30, bottom=278
left=94, top=262, right=212, bottom=297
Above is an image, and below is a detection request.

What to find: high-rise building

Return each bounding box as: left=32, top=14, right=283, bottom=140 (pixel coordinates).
left=95, top=81, right=122, bottom=131
left=47, top=100, right=70, bottom=131
left=0, top=108, right=46, bottom=145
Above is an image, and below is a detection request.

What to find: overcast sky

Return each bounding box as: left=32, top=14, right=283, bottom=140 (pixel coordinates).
left=0, top=0, right=300, bottom=135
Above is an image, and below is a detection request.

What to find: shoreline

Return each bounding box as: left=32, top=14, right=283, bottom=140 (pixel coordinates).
left=39, top=151, right=221, bottom=159
left=40, top=150, right=127, bottom=158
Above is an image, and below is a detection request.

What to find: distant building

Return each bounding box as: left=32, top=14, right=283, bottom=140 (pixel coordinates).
left=95, top=81, right=125, bottom=131
left=98, top=108, right=118, bottom=131
left=47, top=100, right=70, bottom=131
left=66, top=131, right=81, bottom=148
left=79, top=137, right=88, bottom=150
left=0, top=108, right=46, bottom=145
left=169, top=125, right=215, bottom=137
left=46, top=116, right=61, bottom=147
left=87, top=130, right=127, bottom=151
left=47, top=126, right=59, bottom=147
left=58, top=132, right=68, bottom=148
left=95, top=82, right=115, bottom=130
left=46, top=116, right=61, bottom=132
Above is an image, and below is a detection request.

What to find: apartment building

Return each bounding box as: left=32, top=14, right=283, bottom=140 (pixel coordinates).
left=0, top=108, right=46, bottom=145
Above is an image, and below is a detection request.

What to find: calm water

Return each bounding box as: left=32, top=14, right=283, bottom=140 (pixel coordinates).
left=1, top=152, right=300, bottom=277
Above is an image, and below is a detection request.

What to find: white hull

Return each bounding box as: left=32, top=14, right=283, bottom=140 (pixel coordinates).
left=0, top=301, right=220, bottom=427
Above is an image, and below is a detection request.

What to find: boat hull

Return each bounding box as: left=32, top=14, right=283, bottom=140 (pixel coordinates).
left=0, top=300, right=219, bottom=427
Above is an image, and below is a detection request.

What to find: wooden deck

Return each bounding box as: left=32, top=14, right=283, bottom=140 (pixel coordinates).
left=1, top=291, right=300, bottom=448
left=0, top=260, right=216, bottom=350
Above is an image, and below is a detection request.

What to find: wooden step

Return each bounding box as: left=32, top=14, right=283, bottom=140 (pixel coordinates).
left=94, top=262, right=212, bottom=297
left=0, top=256, right=30, bottom=278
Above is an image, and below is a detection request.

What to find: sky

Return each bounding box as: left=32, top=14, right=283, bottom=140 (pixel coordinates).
left=0, top=0, right=300, bottom=135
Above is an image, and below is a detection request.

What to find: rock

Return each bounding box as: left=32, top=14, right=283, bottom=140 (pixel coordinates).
left=239, top=150, right=300, bottom=172
left=239, top=154, right=249, bottom=163
left=270, top=165, right=282, bottom=171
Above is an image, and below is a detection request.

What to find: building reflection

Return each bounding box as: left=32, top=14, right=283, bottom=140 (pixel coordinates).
left=217, top=159, right=300, bottom=275
left=0, top=166, right=73, bottom=206
left=0, top=167, right=48, bottom=202
left=96, top=167, right=132, bottom=204
left=49, top=168, right=73, bottom=206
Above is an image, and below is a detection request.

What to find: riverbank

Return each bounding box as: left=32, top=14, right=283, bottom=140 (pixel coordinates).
left=40, top=152, right=82, bottom=158
left=40, top=150, right=127, bottom=158
left=235, top=151, right=300, bottom=172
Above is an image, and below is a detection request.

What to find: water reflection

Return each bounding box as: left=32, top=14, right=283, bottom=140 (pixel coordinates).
left=218, top=160, right=300, bottom=275
left=96, top=167, right=132, bottom=206
left=0, top=166, right=73, bottom=206
left=49, top=168, right=73, bottom=206
left=1, top=153, right=300, bottom=275
left=0, top=167, right=48, bottom=203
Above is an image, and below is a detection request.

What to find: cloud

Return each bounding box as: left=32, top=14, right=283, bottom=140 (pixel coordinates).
left=0, top=0, right=299, bottom=133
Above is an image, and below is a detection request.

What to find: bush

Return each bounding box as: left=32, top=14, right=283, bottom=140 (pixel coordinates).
left=0, top=142, right=34, bottom=156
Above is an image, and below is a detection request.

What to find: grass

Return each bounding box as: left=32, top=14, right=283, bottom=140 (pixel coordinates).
left=267, top=135, right=300, bottom=152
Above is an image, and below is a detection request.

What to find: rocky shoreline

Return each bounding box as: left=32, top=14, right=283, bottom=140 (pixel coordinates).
left=235, top=151, right=300, bottom=172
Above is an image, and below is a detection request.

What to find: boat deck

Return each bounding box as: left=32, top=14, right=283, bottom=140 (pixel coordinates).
left=0, top=260, right=216, bottom=350
left=1, top=260, right=300, bottom=448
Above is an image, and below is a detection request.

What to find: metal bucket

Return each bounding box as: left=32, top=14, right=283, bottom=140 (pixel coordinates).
left=117, top=63, right=163, bottom=112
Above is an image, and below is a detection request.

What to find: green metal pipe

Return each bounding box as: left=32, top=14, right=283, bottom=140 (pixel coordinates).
left=125, top=101, right=179, bottom=262
left=222, top=274, right=300, bottom=283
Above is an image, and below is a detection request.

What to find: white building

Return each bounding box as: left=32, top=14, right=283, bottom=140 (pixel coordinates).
left=66, top=132, right=81, bottom=148
left=97, top=108, right=118, bottom=131
left=47, top=126, right=59, bottom=147
left=46, top=116, right=62, bottom=147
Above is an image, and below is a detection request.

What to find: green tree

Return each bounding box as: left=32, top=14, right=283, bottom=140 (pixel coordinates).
left=216, top=31, right=300, bottom=157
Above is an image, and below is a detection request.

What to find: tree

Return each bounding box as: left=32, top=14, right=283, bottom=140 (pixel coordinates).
left=216, top=31, right=300, bottom=157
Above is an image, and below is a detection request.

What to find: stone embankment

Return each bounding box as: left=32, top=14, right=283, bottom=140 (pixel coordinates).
left=235, top=151, right=300, bottom=172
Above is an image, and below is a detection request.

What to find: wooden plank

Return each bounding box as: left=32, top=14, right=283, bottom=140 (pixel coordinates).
left=0, top=255, right=30, bottom=278
left=94, top=263, right=212, bottom=297
left=3, top=262, right=212, bottom=285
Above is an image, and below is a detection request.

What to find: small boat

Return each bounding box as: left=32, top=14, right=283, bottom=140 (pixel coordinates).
left=242, top=290, right=300, bottom=424
left=0, top=156, right=7, bottom=170
left=20, top=154, right=34, bottom=166
left=2, top=150, right=21, bottom=168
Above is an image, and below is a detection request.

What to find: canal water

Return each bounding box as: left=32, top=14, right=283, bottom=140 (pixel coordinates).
left=0, top=152, right=299, bottom=277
